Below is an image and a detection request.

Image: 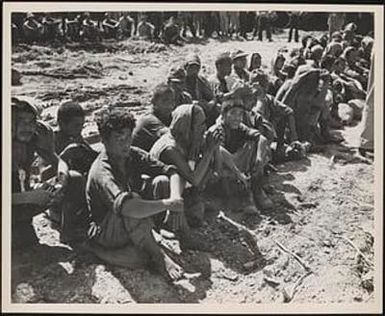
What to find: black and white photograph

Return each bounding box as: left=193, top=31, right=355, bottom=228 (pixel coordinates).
left=2, top=2, right=383, bottom=314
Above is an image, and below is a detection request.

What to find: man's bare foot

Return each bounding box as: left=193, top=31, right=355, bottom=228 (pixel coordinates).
left=157, top=251, right=184, bottom=282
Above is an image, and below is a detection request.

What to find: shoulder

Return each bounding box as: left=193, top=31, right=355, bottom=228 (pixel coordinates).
left=87, top=152, right=110, bottom=182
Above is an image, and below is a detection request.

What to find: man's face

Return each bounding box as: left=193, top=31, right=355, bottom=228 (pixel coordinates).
left=14, top=111, right=37, bottom=143
left=233, top=57, right=247, bottom=69
left=186, top=64, right=200, bottom=77
left=60, top=116, right=85, bottom=138
left=104, top=127, right=133, bottom=159
left=224, top=107, right=244, bottom=130
left=154, top=91, right=176, bottom=122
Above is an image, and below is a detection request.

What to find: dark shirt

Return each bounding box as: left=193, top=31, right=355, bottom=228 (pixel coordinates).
left=233, top=67, right=250, bottom=82
left=86, top=146, right=177, bottom=224
left=211, top=120, right=261, bottom=154
left=131, top=112, right=169, bottom=152
left=209, top=74, right=230, bottom=101
left=184, top=75, right=214, bottom=102
left=54, top=129, right=91, bottom=154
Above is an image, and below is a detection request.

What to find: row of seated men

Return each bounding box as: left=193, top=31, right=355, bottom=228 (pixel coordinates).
left=11, top=27, right=373, bottom=281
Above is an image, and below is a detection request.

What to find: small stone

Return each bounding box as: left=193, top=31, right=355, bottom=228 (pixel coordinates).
left=128, top=71, right=133, bottom=76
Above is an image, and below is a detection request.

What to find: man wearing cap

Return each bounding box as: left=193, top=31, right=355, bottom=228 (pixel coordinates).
left=167, top=65, right=193, bottom=106
left=183, top=54, right=216, bottom=126
left=209, top=52, right=251, bottom=106
left=132, top=83, right=176, bottom=152
left=209, top=98, right=274, bottom=210
left=230, top=50, right=250, bottom=83
left=11, top=97, right=85, bottom=249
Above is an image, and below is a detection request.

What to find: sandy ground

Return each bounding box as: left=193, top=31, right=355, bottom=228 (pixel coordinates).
left=10, top=30, right=375, bottom=304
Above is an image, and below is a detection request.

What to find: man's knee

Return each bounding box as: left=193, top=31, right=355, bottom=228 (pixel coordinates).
left=152, top=175, right=170, bottom=199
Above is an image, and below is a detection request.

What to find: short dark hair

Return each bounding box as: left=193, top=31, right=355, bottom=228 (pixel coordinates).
left=151, top=83, right=174, bottom=104
left=57, top=101, right=85, bottom=124
left=94, top=106, right=136, bottom=141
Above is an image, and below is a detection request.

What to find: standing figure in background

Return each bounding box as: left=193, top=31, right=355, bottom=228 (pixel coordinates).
left=327, top=13, right=345, bottom=42
left=287, top=11, right=301, bottom=43
left=256, top=11, right=272, bottom=42
left=228, top=11, right=240, bottom=38
left=219, top=11, right=230, bottom=38
left=22, top=13, right=43, bottom=43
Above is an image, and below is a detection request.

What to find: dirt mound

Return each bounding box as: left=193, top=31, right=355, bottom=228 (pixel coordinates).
left=20, top=60, right=104, bottom=79
left=64, top=40, right=168, bottom=54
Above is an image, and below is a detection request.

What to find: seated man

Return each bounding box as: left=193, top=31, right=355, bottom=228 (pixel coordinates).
left=118, top=12, right=135, bottom=39
left=209, top=98, right=274, bottom=210
left=102, top=12, right=119, bottom=39
left=209, top=52, right=253, bottom=121
left=80, top=12, right=101, bottom=42
left=160, top=16, right=184, bottom=45
left=184, top=54, right=216, bottom=126
left=41, top=13, right=61, bottom=42
left=230, top=50, right=250, bottom=82
left=131, top=83, right=176, bottom=152
left=137, top=15, right=155, bottom=40
left=11, top=97, right=83, bottom=249
left=250, top=70, right=298, bottom=160
left=22, top=12, right=43, bottom=43
left=43, top=101, right=98, bottom=236
left=167, top=65, right=193, bottom=107
left=86, top=106, right=187, bottom=281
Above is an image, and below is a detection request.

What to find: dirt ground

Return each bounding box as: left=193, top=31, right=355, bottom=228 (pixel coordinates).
left=10, top=30, right=375, bottom=304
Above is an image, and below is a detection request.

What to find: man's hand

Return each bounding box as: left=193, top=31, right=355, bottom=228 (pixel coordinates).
left=205, top=129, right=222, bottom=151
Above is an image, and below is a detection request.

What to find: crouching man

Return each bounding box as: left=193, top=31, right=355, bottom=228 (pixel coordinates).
left=209, top=98, right=274, bottom=211
left=85, top=106, right=185, bottom=281
left=11, top=96, right=80, bottom=249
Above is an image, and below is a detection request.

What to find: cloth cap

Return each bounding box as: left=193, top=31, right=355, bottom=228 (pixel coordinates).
left=12, top=96, right=41, bottom=117
left=185, top=54, right=201, bottom=67
left=231, top=49, right=249, bottom=60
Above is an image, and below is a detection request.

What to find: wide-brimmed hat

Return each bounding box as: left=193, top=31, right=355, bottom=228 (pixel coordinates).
left=231, top=49, right=249, bottom=60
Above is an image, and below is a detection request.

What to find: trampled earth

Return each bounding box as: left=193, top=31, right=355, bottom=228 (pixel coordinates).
left=10, top=31, right=375, bottom=304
